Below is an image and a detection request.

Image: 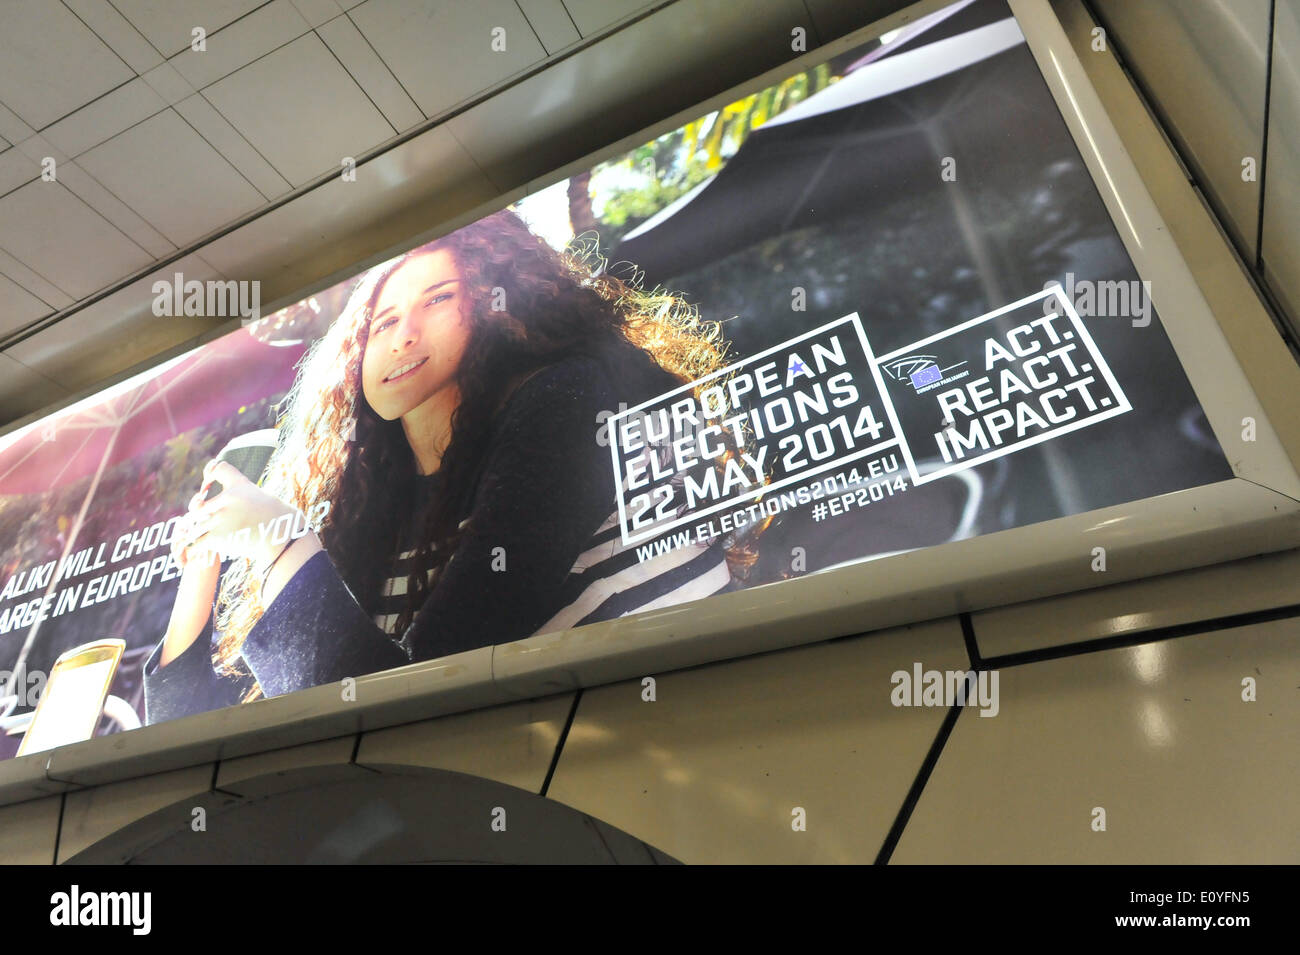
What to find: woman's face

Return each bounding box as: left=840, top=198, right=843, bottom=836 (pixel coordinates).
left=361, top=248, right=473, bottom=422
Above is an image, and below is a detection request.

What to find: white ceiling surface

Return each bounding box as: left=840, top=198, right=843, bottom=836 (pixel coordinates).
left=0, top=0, right=897, bottom=426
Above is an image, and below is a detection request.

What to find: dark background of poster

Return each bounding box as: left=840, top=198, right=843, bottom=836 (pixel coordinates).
left=612, top=0, right=1231, bottom=583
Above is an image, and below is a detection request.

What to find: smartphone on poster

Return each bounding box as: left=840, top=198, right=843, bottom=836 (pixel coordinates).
left=201, top=429, right=279, bottom=503
left=16, top=639, right=126, bottom=757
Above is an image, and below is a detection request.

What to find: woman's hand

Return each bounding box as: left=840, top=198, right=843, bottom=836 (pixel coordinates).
left=179, top=459, right=326, bottom=608
left=179, top=460, right=303, bottom=569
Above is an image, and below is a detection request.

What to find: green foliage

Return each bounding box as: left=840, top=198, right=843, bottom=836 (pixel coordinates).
left=587, top=65, right=839, bottom=253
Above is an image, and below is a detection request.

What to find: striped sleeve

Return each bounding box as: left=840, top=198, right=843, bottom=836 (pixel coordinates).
left=533, top=511, right=733, bottom=634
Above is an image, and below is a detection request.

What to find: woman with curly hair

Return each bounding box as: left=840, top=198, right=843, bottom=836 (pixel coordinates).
left=143, top=208, right=762, bottom=722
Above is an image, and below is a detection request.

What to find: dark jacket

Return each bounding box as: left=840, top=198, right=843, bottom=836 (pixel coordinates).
left=143, top=352, right=677, bottom=724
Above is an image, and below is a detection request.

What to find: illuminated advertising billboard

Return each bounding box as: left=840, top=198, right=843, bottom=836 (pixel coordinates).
left=0, top=0, right=1239, bottom=758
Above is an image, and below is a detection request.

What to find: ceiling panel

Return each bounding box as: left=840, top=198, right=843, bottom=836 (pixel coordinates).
left=0, top=248, right=73, bottom=311
left=13, top=134, right=68, bottom=168
left=62, top=0, right=165, bottom=75
left=42, top=77, right=167, bottom=158
left=561, top=0, right=655, bottom=36
left=349, top=0, right=547, bottom=118
left=0, top=148, right=37, bottom=197
left=5, top=254, right=227, bottom=393
left=289, top=0, right=346, bottom=28
left=76, top=110, right=266, bottom=246
left=110, top=0, right=269, bottom=59
left=0, top=353, right=71, bottom=423
left=172, top=94, right=293, bottom=199
left=0, top=181, right=151, bottom=299
left=0, top=0, right=136, bottom=129
left=0, top=271, right=53, bottom=337
left=316, top=15, right=424, bottom=132
left=56, top=160, right=176, bottom=258
left=197, top=125, right=501, bottom=304
left=140, top=63, right=199, bottom=107
left=169, top=0, right=312, bottom=90
left=0, top=103, right=34, bottom=147
left=202, top=33, right=396, bottom=186
left=448, top=0, right=811, bottom=191
left=517, top=0, right=582, bottom=53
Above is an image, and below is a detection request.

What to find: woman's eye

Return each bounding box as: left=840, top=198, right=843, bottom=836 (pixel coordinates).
left=375, top=316, right=397, bottom=332
left=425, top=293, right=452, bottom=308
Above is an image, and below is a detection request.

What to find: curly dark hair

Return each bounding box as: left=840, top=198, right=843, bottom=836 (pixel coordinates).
left=214, top=208, right=767, bottom=693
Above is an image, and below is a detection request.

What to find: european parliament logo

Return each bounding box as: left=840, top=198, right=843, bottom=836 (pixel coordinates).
left=910, top=365, right=942, bottom=388
left=883, top=356, right=941, bottom=391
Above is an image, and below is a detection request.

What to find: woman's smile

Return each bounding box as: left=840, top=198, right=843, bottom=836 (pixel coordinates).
left=382, top=355, right=429, bottom=383
left=360, top=248, right=473, bottom=422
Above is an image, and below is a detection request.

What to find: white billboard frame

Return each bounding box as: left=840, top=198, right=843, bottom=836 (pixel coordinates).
left=0, top=0, right=1297, bottom=804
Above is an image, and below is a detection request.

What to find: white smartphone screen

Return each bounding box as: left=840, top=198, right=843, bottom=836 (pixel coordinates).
left=17, top=644, right=122, bottom=756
